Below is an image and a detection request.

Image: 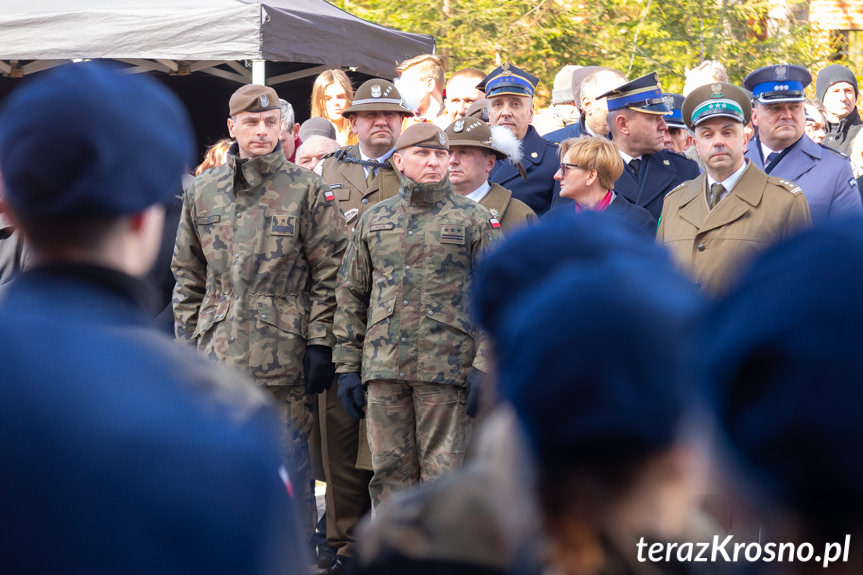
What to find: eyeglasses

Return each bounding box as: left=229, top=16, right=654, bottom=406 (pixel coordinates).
left=558, top=162, right=580, bottom=176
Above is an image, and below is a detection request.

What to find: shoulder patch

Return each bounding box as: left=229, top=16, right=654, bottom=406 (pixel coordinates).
left=323, top=190, right=335, bottom=201
left=489, top=218, right=501, bottom=229
left=775, top=178, right=803, bottom=194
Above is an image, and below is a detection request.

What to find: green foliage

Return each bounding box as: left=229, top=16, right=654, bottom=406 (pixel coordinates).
left=334, top=0, right=838, bottom=103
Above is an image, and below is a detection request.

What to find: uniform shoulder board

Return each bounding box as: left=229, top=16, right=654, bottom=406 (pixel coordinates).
left=666, top=181, right=688, bottom=196
left=775, top=178, right=803, bottom=194
left=818, top=143, right=849, bottom=160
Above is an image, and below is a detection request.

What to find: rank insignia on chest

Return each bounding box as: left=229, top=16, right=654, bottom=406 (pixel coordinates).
left=324, top=190, right=335, bottom=201
left=441, top=224, right=466, bottom=244
left=369, top=222, right=395, bottom=232
left=271, top=214, right=296, bottom=236
left=489, top=218, right=501, bottom=229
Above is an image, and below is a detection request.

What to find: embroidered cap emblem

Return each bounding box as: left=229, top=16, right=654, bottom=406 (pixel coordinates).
left=439, top=132, right=446, bottom=146
left=260, top=94, right=269, bottom=107
left=371, top=84, right=382, bottom=98
left=711, top=84, right=723, bottom=98
left=775, top=65, right=788, bottom=80
left=454, top=119, right=465, bottom=133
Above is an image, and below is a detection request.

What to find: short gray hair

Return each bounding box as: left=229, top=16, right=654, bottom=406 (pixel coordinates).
left=279, top=99, right=296, bottom=132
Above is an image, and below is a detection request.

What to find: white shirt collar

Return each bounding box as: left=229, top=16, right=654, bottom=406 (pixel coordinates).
left=706, top=161, right=747, bottom=203
left=359, top=148, right=394, bottom=164
left=466, top=181, right=491, bottom=203
left=618, top=149, right=641, bottom=164
left=760, top=141, right=782, bottom=159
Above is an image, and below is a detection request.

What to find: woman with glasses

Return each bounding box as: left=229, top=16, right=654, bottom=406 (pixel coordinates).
left=550, top=136, right=657, bottom=237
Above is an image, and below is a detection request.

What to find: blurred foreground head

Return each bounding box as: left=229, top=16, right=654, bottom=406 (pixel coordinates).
left=703, top=219, right=863, bottom=552
left=474, top=212, right=709, bottom=574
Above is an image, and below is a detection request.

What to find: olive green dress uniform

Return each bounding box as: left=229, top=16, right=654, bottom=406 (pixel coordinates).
left=317, top=144, right=400, bottom=558
left=320, top=145, right=401, bottom=231
left=480, top=182, right=536, bottom=232
left=172, top=143, right=347, bottom=535
left=657, top=160, right=811, bottom=296
left=334, top=168, right=501, bottom=506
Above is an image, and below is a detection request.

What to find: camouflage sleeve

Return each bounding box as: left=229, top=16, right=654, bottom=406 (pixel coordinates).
left=333, top=218, right=372, bottom=374
left=171, top=187, right=206, bottom=345
left=302, top=179, right=347, bottom=348
left=471, top=219, right=503, bottom=373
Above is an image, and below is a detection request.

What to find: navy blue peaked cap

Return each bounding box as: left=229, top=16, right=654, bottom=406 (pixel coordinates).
left=495, top=253, right=704, bottom=468
left=743, top=64, right=811, bottom=104
left=0, top=62, right=194, bottom=219
left=701, top=218, right=863, bottom=533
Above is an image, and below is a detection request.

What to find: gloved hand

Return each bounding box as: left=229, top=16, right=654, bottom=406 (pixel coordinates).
left=337, top=372, right=366, bottom=420
left=303, top=345, right=335, bottom=395
left=466, top=368, right=484, bottom=418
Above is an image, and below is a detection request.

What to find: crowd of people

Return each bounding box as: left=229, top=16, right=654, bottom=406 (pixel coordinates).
left=2, top=51, right=863, bottom=575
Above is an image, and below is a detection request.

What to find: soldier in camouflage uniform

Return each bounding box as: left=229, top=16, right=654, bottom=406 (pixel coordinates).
left=316, top=79, right=414, bottom=574
left=333, top=123, right=502, bottom=508
left=172, top=84, right=347, bottom=538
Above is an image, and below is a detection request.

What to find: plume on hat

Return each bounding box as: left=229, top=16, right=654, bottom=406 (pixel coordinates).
left=490, top=125, right=523, bottom=165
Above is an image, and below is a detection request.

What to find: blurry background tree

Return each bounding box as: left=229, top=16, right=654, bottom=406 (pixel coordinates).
left=334, top=0, right=840, bottom=104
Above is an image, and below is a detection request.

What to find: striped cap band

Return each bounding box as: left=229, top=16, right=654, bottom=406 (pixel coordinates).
left=691, top=98, right=745, bottom=126
left=351, top=97, right=405, bottom=107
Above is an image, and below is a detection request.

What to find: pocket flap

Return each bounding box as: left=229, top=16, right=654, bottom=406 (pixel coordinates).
left=367, top=299, right=397, bottom=327
left=258, top=298, right=305, bottom=335
left=193, top=295, right=230, bottom=337
left=422, top=301, right=473, bottom=335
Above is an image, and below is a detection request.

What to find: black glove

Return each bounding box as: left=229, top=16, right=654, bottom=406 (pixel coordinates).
left=466, top=368, right=484, bottom=418
left=303, top=345, right=335, bottom=395
left=337, top=372, right=366, bottom=420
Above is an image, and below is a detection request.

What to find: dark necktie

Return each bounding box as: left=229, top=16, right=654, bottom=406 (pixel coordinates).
left=709, top=183, right=725, bottom=209
left=765, top=151, right=781, bottom=171
left=365, top=167, right=376, bottom=188
left=629, top=158, right=642, bottom=179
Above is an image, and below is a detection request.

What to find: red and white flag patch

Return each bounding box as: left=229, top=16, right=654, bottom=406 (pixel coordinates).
left=489, top=218, right=501, bottom=229
left=324, top=190, right=335, bottom=201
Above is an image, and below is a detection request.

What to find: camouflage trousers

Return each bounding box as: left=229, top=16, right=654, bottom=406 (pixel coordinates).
left=268, top=385, right=316, bottom=540
left=365, top=380, right=472, bottom=509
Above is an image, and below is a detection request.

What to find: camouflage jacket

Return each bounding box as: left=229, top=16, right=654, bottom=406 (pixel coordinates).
left=172, top=145, right=347, bottom=386
left=334, top=174, right=501, bottom=385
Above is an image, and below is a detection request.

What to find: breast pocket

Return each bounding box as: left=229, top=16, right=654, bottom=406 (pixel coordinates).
left=259, top=209, right=302, bottom=274
left=427, top=223, right=472, bottom=294
left=195, top=207, right=233, bottom=270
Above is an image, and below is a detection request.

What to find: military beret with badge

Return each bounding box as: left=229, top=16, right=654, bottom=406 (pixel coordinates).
left=229, top=84, right=281, bottom=116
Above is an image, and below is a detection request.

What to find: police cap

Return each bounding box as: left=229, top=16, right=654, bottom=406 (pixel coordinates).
left=743, top=64, right=811, bottom=104
left=683, top=82, right=751, bottom=129
left=0, top=62, right=194, bottom=219
left=478, top=63, right=539, bottom=99
left=662, top=93, right=687, bottom=129
left=599, top=72, right=670, bottom=115
left=394, top=123, right=449, bottom=152
left=444, top=117, right=506, bottom=160
left=229, top=84, right=280, bottom=116
left=341, top=79, right=413, bottom=117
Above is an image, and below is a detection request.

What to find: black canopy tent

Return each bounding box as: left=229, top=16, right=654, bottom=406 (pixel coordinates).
left=0, top=0, right=435, bottom=157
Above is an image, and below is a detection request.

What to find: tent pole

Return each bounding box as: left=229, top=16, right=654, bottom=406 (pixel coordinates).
left=252, top=59, right=266, bottom=85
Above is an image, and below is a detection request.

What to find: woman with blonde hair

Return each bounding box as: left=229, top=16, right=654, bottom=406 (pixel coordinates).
left=310, top=69, right=356, bottom=146
left=551, top=136, right=656, bottom=236
left=194, top=138, right=233, bottom=176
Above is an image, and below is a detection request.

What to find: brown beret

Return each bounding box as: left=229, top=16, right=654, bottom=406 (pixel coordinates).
left=444, top=117, right=505, bottom=160
left=395, top=123, right=449, bottom=152
left=229, top=84, right=280, bottom=116
left=465, top=98, right=489, bottom=121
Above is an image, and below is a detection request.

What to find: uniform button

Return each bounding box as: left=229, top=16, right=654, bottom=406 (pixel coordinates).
left=408, top=230, right=413, bottom=236
left=229, top=337, right=235, bottom=343
left=403, top=300, right=409, bottom=305
left=400, top=337, right=407, bottom=343
left=697, top=243, right=705, bottom=252
left=427, top=310, right=434, bottom=315
left=387, top=307, right=392, bottom=313
left=399, top=372, right=405, bottom=378
left=405, top=265, right=411, bottom=270
left=261, top=313, right=268, bottom=319
left=361, top=198, right=369, bottom=204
